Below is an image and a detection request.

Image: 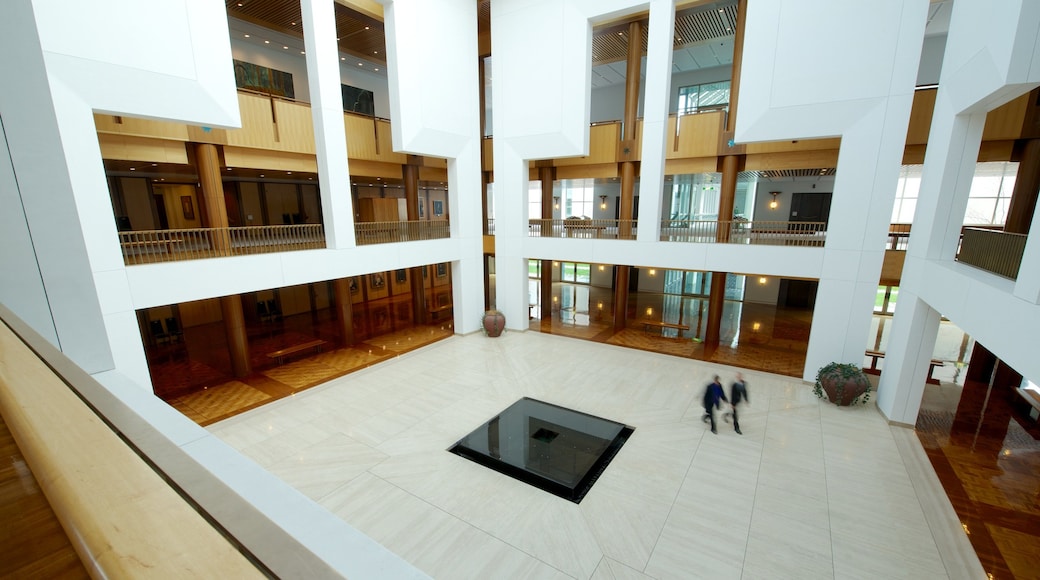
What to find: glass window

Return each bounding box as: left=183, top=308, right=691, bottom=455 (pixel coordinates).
left=677, top=81, right=731, bottom=115
left=560, top=262, right=591, bottom=284
left=561, top=179, right=594, bottom=218
left=892, top=162, right=1017, bottom=225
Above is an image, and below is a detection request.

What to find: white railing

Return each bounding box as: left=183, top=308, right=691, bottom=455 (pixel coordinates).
left=119, top=224, right=325, bottom=265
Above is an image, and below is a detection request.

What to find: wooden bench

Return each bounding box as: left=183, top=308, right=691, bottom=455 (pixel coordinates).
left=429, top=304, right=453, bottom=320
left=864, top=350, right=944, bottom=383
left=266, top=339, right=327, bottom=365
left=641, top=320, right=690, bottom=337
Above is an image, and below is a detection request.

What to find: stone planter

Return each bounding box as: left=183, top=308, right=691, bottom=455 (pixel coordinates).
left=814, top=362, right=871, bottom=406
left=481, top=309, right=506, bottom=337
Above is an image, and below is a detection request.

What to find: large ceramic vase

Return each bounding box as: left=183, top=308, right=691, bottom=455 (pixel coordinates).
left=817, top=364, right=870, bottom=406
left=482, top=309, right=506, bottom=337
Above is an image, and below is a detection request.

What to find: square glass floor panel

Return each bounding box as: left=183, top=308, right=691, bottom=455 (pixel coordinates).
left=449, top=397, right=634, bottom=503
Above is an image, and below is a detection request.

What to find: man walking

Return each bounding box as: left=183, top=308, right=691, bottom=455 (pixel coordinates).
left=701, top=375, right=728, bottom=434
left=727, top=372, right=749, bottom=435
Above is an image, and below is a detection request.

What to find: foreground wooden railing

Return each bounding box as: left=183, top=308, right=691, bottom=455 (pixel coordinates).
left=527, top=219, right=639, bottom=240
left=120, top=224, right=325, bottom=265
left=354, top=219, right=451, bottom=245
left=660, top=220, right=827, bottom=246
left=0, top=314, right=263, bottom=577
left=957, top=227, right=1026, bottom=279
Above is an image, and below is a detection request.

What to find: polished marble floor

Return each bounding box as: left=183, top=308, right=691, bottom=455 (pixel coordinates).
left=209, top=332, right=984, bottom=579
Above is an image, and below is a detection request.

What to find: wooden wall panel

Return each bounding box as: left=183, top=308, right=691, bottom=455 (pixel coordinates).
left=483, top=138, right=494, bottom=172
left=344, top=114, right=378, bottom=160
left=374, top=120, right=408, bottom=164
left=744, top=137, right=841, bottom=154
left=223, top=147, right=317, bottom=173
left=978, top=140, right=1015, bottom=162
left=880, top=250, right=905, bottom=286
left=226, top=93, right=277, bottom=149
left=983, top=93, right=1029, bottom=141
left=664, top=157, right=718, bottom=175
left=906, top=89, right=936, bottom=145
left=423, top=157, right=448, bottom=169
left=668, top=111, right=724, bottom=159
left=555, top=164, right=618, bottom=180
left=272, top=100, right=316, bottom=154
left=419, top=166, right=448, bottom=182
left=553, top=123, right=619, bottom=166
left=93, top=114, right=189, bottom=141
left=348, top=159, right=404, bottom=180
left=744, top=150, right=840, bottom=171
left=97, top=134, right=188, bottom=164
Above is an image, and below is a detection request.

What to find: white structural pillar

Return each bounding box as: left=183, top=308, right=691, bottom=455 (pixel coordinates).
left=634, top=0, right=675, bottom=245
left=302, top=0, right=356, bottom=249
left=737, top=0, right=929, bottom=380
left=878, top=0, right=1040, bottom=423
left=491, top=0, right=654, bottom=330
left=379, top=0, right=484, bottom=332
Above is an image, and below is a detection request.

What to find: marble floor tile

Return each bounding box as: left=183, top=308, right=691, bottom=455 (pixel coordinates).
left=210, top=332, right=982, bottom=579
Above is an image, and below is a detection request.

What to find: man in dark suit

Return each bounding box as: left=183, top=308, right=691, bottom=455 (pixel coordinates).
left=725, top=372, right=749, bottom=435
left=701, top=375, right=728, bottom=434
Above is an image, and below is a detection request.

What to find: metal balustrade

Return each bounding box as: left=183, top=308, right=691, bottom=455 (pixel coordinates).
left=119, top=224, right=325, bottom=265
left=659, top=220, right=827, bottom=246
left=354, top=220, right=451, bottom=245
left=957, top=227, right=1026, bottom=279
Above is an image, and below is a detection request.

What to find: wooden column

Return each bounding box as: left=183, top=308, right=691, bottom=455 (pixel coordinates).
left=404, top=156, right=420, bottom=221
left=539, top=165, right=554, bottom=321
left=220, top=295, right=250, bottom=377
left=333, top=278, right=356, bottom=345
left=613, top=19, right=643, bottom=332
left=1006, top=139, right=1040, bottom=234
left=704, top=272, right=726, bottom=347
left=194, top=143, right=231, bottom=253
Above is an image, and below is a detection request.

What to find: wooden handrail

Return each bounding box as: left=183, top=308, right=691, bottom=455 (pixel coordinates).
left=0, top=318, right=263, bottom=577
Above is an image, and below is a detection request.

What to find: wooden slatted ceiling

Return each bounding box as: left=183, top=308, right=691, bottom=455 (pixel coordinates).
left=739, top=169, right=837, bottom=181
left=228, top=0, right=738, bottom=70
left=226, top=0, right=387, bottom=66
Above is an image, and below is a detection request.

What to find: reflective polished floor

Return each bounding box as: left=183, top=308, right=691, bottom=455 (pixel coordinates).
left=209, top=331, right=983, bottom=579
left=915, top=378, right=1040, bottom=579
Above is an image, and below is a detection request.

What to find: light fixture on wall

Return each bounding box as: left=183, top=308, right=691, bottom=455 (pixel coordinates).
left=599, top=195, right=608, bottom=209
left=553, top=196, right=560, bottom=210
left=769, top=191, right=781, bottom=209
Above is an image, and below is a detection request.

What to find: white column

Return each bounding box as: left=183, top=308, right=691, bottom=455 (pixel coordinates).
left=1013, top=198, right=1040, bottom=304
left=635, top=0, right=675, bottom=244
left=301, top=0, right=356, bottom=249
left=875, top=292, right=941, bottom=425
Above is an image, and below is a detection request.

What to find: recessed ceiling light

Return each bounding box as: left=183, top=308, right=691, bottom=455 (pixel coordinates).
left=373, top=50, right=378, bottom=54
left=264, top=40, right=270, bottom=44
left=374, top=68, right=379, bottom=72
left=287, top=171, right=292, bottom=175
left=151, top=163, right=157, bottom=166
left=300, top=51, right=305, bottom=55
left=259, top=174, right=265, bottom=178
left=237, top=2, right=242, bottom=6
left=244, top=34, right=250, bottom=38
left=129, top=167, right=135, bottom=171
left=291, top=22, right=296, bottom=26
left=357, top=62, right=363, bottom=66
left=283, top=46, right=288, bottom=49
left=341, top=57, right=346, bottom=61
left=364, top=26, right=370, bottom=30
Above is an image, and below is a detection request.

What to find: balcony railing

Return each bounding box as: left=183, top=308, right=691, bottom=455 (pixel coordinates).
left=354, top=220, right=450, bottom=245
left=660, top=220, right=827, bottom=246
left=120, top=224, right=325, bottom=265
left=957, top=227, right=1026, bottom=279
left=527, top=218, right=638, bottom=240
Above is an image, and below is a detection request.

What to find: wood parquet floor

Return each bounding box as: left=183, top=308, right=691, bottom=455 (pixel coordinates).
left=916, top=379, right=1040, bottom=580
left=0, top=413, right=88, bottom=578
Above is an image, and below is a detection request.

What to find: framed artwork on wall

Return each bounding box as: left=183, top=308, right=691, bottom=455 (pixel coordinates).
left=180, top=196, right=195, bottom=220
left=370, top=272, right=385, bottom=289
left=436, top=263, right=447, bottom=278
left=349, top=277, right=359, bottom=294
left=395, top=269, right=407, bottom=284
left=433, top=200, right=443, bottom=217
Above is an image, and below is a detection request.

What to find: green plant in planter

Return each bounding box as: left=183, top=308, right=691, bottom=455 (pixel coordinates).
left=813, top=362, right=872, bottom=406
